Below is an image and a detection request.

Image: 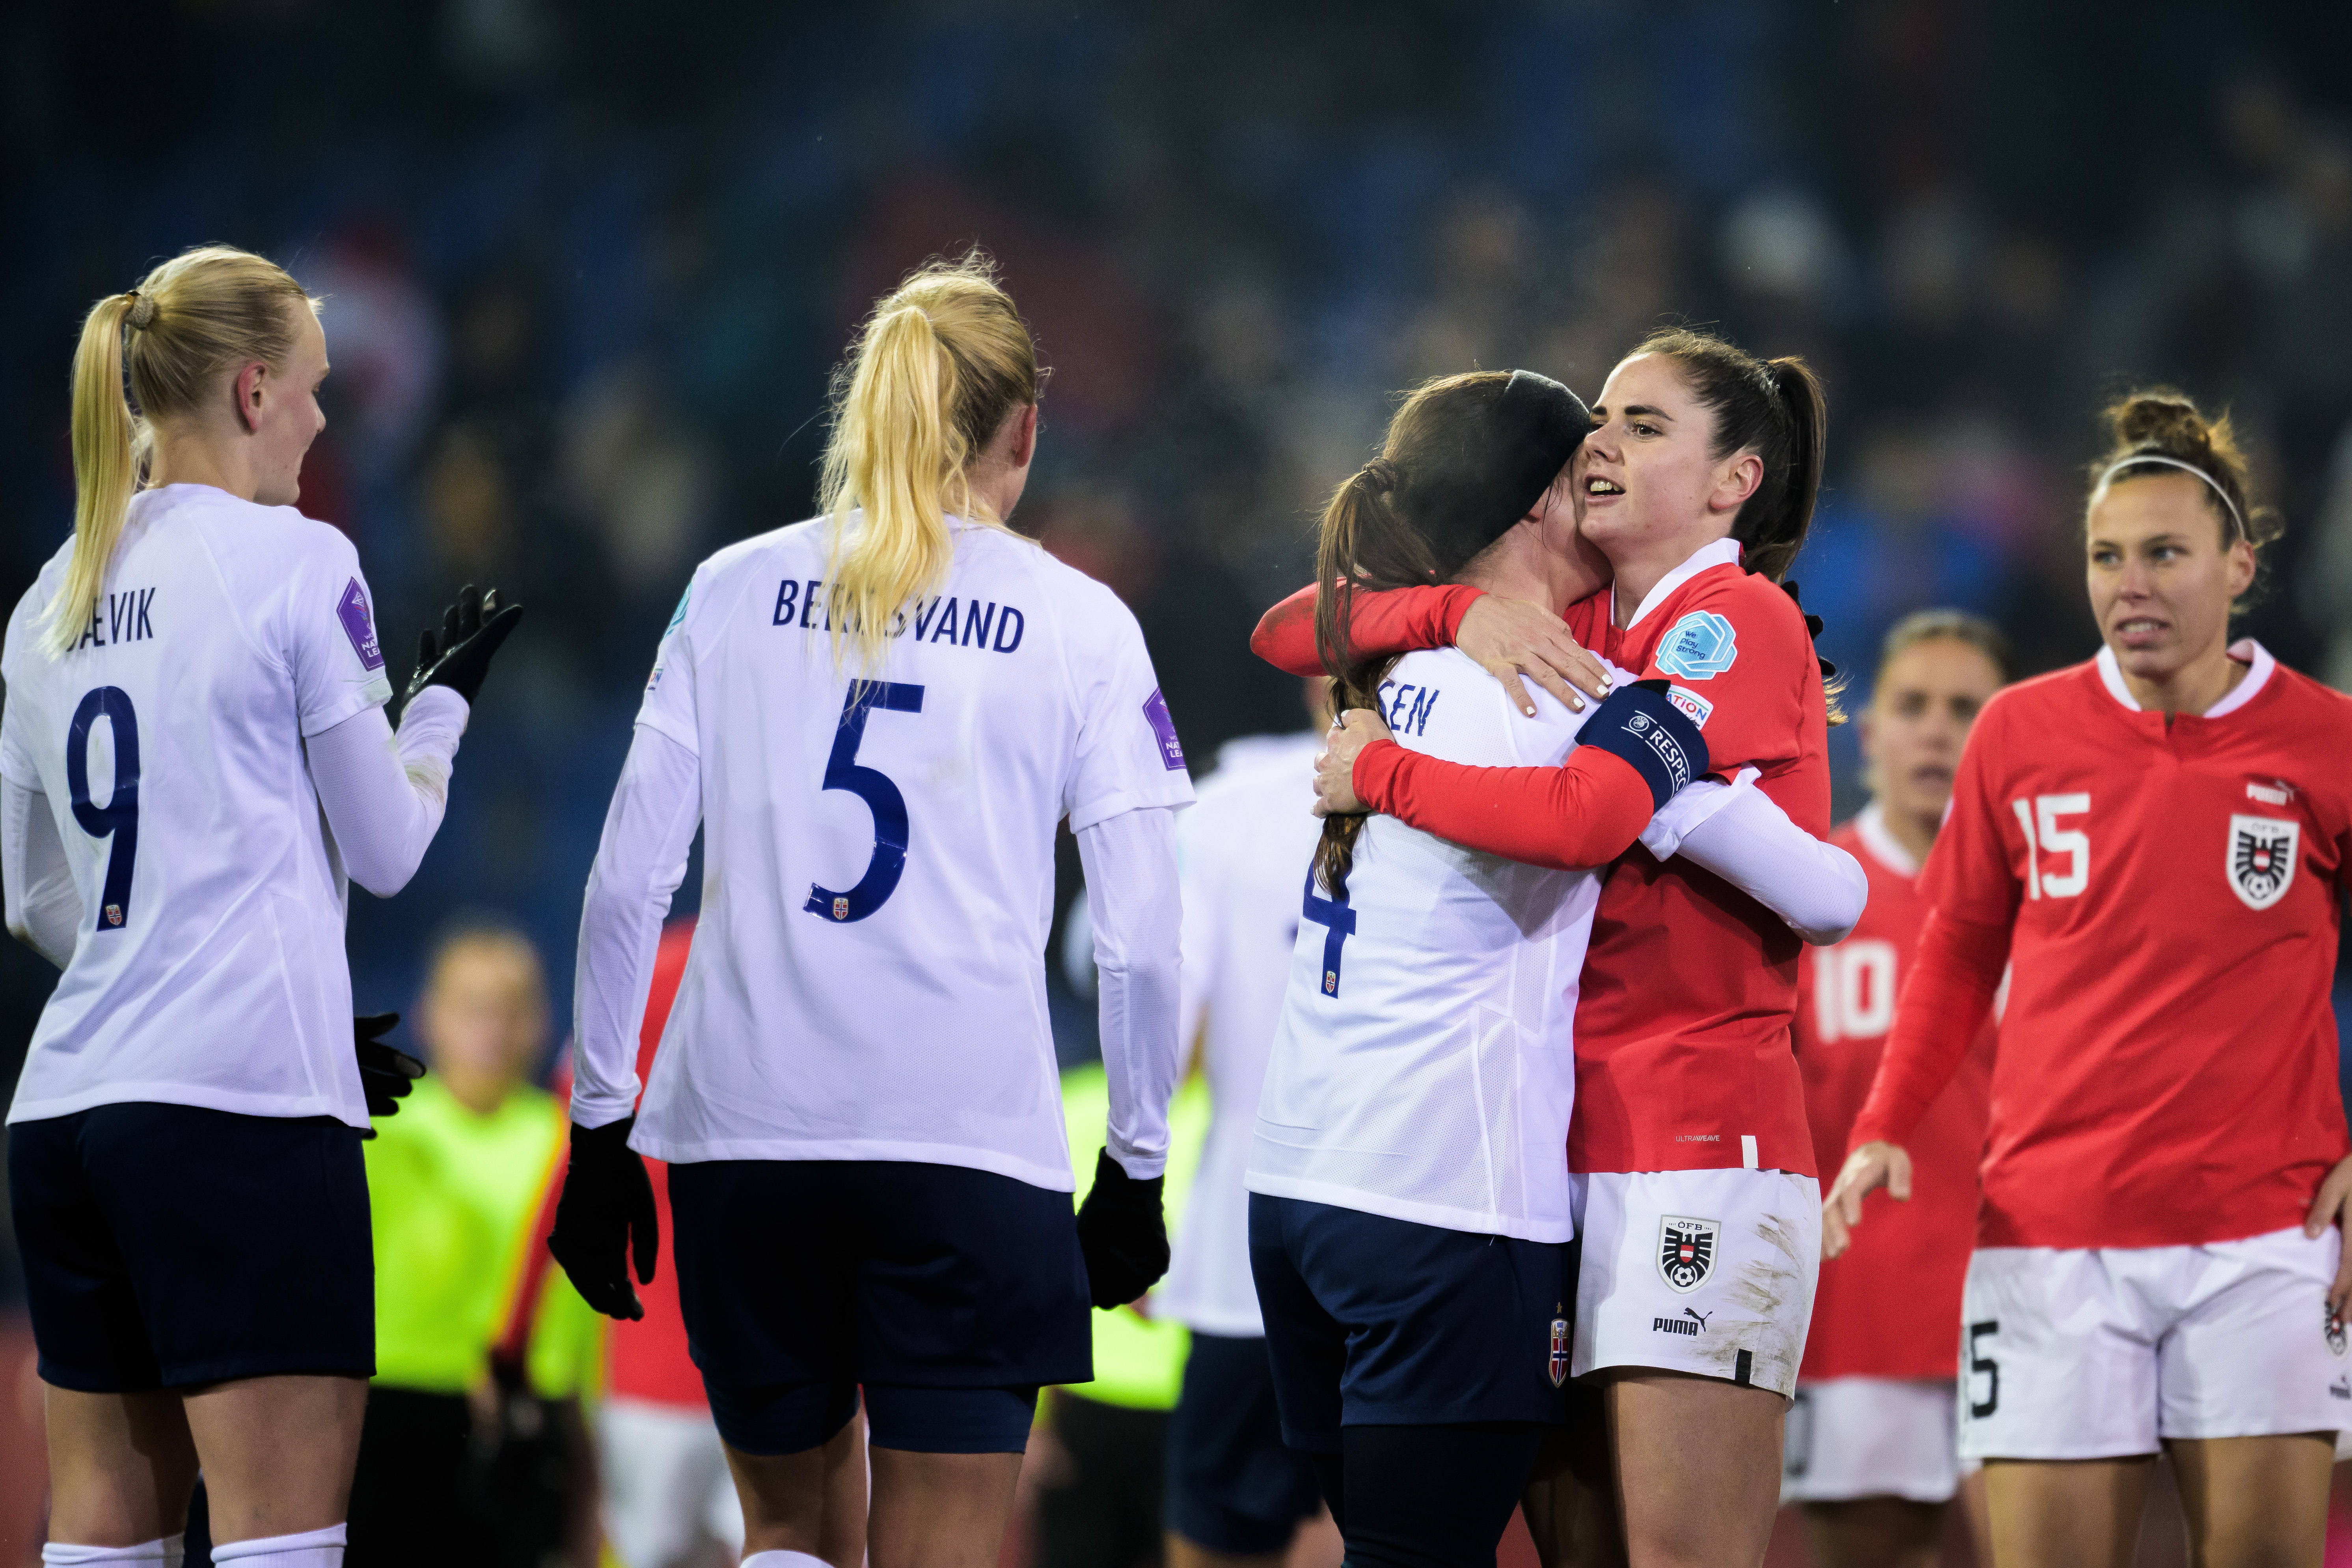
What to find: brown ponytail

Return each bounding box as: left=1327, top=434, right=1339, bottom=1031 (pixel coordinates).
left=1308, top=369, right=1588, bottom=895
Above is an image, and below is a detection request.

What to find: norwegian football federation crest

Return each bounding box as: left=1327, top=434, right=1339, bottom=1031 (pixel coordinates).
left=2226, top=813, right=2299, bottom=911
left=1657, top=1215, right=1720, bottom=1294
left=1655, top=611, right=1738, bottom=681
left=2328, top=1305, right=2347, bottom=1359
left=104, top=904, right=123, bottom=927
left=832, top=895, right=850, bottom=921
left=1549, top=1309, right=1570, bottom=1387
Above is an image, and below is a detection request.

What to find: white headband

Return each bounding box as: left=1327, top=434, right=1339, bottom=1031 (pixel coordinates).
left=2096, top=452, right=2245, bottom=542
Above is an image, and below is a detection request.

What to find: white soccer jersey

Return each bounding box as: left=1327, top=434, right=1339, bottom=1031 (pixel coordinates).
left=1, top=484, right=395, bottom=1127
left=625, top=517, right=1194, bottom=1190
left=1157, top=731, right=1325, bottom=1337
left=1247, top=648, right=1601, bottom=1242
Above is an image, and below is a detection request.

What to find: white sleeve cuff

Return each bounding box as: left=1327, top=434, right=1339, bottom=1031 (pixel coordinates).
left=1640, top=766, right=1761, bottom=860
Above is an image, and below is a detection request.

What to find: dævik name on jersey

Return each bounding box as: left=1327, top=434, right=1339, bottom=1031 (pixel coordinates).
left=65, top=587, right=158, bottom=652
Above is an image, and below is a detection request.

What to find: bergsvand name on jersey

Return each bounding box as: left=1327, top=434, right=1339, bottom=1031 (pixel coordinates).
left=69, top=587, right=158, bottom=651
left=772, top=577, right=1025, bottom=654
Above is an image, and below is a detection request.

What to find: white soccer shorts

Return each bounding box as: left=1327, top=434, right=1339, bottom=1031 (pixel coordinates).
left=1958, top=1224, right=2349, bottom=1460
left=1571, top=1168, right=1822, bottom=1398
left=1782, top=1378, right=1970, bottom=1504
left=598, top=1396, right=745, bottom=1568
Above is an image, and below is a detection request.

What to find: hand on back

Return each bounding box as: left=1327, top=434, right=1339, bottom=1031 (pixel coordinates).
left=1454, top=595, right=1613, bottom=718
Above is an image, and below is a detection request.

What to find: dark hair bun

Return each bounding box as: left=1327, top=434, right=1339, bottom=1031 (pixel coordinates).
left=2089, top=385, right=2280, bottom=604
left=2106, top=388, right=2215, bottom=456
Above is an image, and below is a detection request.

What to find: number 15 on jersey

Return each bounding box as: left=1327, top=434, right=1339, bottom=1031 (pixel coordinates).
left=2012, top=792, right=2089, bottom=900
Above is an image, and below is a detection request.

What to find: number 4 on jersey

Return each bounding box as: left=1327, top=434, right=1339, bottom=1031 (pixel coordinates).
left=805, top=681, right=924, bottom=925
left=1301, top=870, right=1355, bottom=998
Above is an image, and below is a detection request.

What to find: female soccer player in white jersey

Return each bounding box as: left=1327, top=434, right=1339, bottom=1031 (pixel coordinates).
left=1156, top=698, right=1338, bottom=1568
left=552, top=256, right=1191, bottom=1568
left=1, top=246, right=519, bottom=1568
left=1247, top=369, right=1862, bottom=1568
left=1824, top=391, right=2352, bottom=1568
left=1256, top=330, right=1839, bottom=1567
left=1784, top=611, right=2009, bottom=1568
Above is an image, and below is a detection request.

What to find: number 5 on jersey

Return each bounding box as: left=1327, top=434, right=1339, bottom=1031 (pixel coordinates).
left=2012, top=792, right=2089, bottom=899
left=805, top=681, right=924, bottom=925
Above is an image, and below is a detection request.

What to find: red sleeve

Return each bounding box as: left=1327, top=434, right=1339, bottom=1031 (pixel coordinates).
left=1250, top=583, right=1486, bottom=677
left=1640, top=574, right=1808, bottom=772
left=1848, top=720, right=2020, bottom=1147
left=1848, top=907, right=2008, bottom=1147
left=1353, top=740, right=1656, bottom=871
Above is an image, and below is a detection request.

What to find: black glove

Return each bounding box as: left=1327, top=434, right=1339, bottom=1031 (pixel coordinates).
left=1073, top=1147, right=1170, bottom=1309
left=354, top=1012, right=424, bottom=1137
left=403, top=584, right=523, bottom=710
left=546, top=1116, right=658, bottom=1320
left=1780, top=578, right=1837, bottom=681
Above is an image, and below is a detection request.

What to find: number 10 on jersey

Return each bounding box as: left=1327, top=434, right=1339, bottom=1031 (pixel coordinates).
left=804, top=681, right=924, bottom=925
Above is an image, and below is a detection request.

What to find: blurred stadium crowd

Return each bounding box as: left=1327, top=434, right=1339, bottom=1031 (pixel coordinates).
left=4, top=0, right=2352, bottom=1556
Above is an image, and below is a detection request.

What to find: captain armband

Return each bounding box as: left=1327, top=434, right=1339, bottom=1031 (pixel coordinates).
left=1577, top=680, right=1712, bottom=812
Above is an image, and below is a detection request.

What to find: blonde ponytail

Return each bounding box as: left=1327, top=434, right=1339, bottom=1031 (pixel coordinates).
left=52, top=293, right=145, bottom=655
left=42, top=244, right=315, bottom=656
left=817, top=252, right=1039, bottom=673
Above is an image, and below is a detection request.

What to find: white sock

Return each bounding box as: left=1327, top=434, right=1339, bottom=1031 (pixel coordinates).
left=208, top=1523, right=346, bottom=1568
left=740, top=1553, right=830, bottom=1568
left=43, top=1540, right=183, bottom=1567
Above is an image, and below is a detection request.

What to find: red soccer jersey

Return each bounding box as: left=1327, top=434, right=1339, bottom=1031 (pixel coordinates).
left=1563, top=541, right=1831, bottom=1175
left=1796, top=808, right=1990, bottom=1382
left=1852, top=643, right=2352, bottom=1249
left=606, top=918, right=707, bottom=1410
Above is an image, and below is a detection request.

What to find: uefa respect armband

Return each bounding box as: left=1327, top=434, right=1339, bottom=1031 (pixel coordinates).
left=1579, top=680, right=1711, bottom=811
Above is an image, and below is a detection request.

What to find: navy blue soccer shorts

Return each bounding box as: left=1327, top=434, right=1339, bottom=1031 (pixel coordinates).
left=1166, top=1330, right=1325, bottom=1553
left=1248, top=1192, right=1573, bottom=1453
left=668, top=1158, right=1092, bottom=1456
left=10, top=1102, right=375, bottom=1392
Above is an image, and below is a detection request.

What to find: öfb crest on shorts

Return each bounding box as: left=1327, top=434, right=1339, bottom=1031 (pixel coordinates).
left=1657, top=1215, right=1720, bottom=1294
